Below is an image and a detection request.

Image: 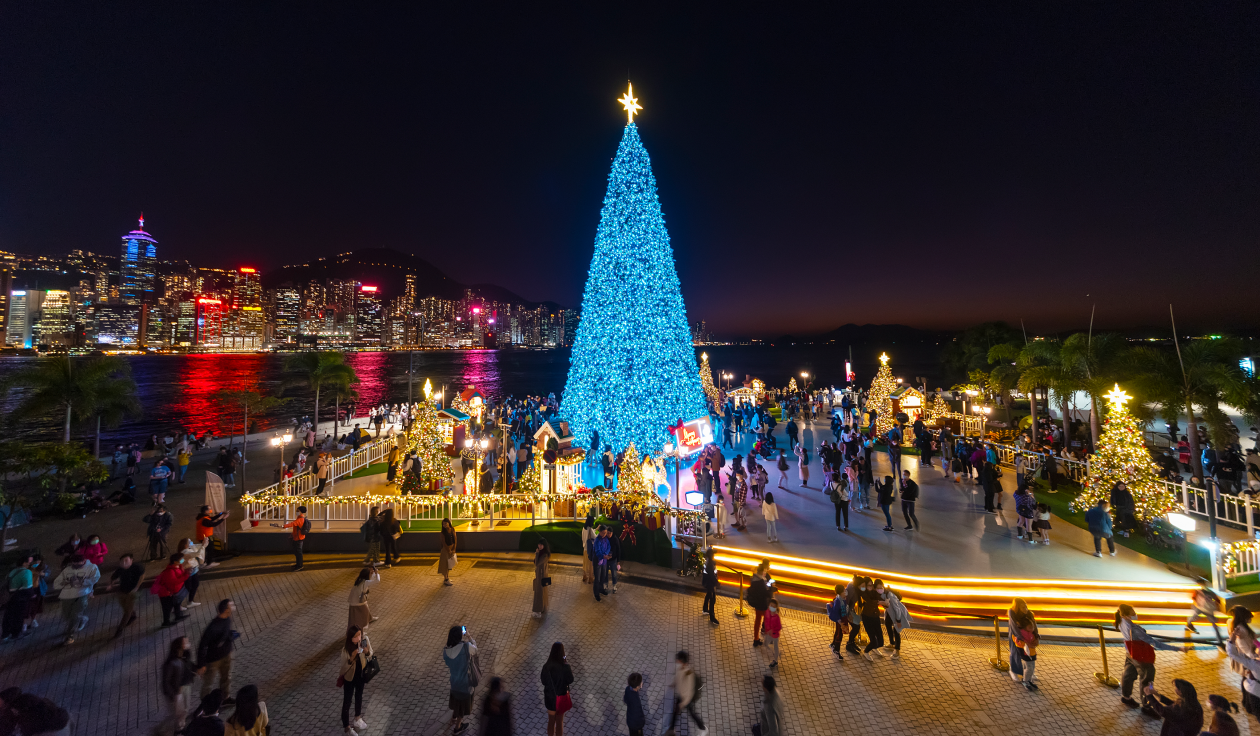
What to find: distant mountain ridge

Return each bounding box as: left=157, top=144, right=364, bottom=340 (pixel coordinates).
left=770, top=323, right=945, bottom=345
left=262, top=247, right=563, bottom=310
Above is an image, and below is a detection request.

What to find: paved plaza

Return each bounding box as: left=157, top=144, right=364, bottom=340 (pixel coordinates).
left=2, top=559, right=1247, bottom=736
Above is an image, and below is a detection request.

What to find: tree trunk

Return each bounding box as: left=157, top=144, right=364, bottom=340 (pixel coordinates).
left=1029, top=387, right=1039, bottom=446
left=63, top=403, right=72, bottom=444
left=241, top=406, right=249, bottom=494
left=335, top=397, right=341, bottom=438
left=1186, top=398, right=1203, bottom=480
left=1089, top=395, right=1101, bottom=451
left=1060, top=394, right=1071, bottom=450
left=314, top=385, right=321, bottom=437
left=95, top=415, right=102, bottom=459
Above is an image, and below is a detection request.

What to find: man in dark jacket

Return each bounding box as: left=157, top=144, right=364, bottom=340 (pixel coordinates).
left=747, top=570, right=772, bottom=647
left=197, top=599, right=237, bottom=703
left=145, top=504, right=174, bottom=562
left=607, top=528, right=622, bottom=593
left=1109, top=482, right=1137, bottom=536
left=1085, top=500, right=1115, bottom=558
left=899, top=470, right=920, bottom=531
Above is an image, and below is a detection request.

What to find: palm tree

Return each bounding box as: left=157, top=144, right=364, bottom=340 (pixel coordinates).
left=1131, top=339, right=1250, bottom=479
left=90, top=364, right=143, bottom=458
left=1059, top=332, right=1130, bottom=448
left=282, top=351, right=359, bottom=431
left=986, top=342, right=1022, bottom=427
left=216, top=389, right=288, bottom=493
left=2, top=355, right=138, bottom=445
left=327, top=380, right=360, bottom=439
left=1015, top=341, right=1078, bottom=447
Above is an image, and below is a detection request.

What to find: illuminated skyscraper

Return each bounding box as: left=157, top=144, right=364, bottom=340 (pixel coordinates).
left=119, top=214, right=158, bottom=305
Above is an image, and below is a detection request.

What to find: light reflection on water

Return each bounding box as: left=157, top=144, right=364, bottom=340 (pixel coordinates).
left=0, top=343, right=943, bottom=446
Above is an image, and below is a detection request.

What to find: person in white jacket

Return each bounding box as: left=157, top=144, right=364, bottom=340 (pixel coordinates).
left=670, top=651, right=707, bottom=736
left=880, top=585, right=912, bottom=659
left=53, top=554, right=100, bottom=645
left=763, top=492, right=780, bottom=543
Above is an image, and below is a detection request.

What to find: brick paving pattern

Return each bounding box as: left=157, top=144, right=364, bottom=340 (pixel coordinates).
left=1, top=561, right=1249, bottom=735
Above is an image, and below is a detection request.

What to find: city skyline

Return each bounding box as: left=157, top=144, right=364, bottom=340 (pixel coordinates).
left=2, top=5, right=1257, bottom=336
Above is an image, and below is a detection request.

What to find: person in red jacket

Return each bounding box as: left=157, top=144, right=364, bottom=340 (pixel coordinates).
left=151, top=554, right=192, bottom=627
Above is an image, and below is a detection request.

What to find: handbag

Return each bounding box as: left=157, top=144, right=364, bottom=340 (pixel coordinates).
left=554, top=693, right=572, bottom=714
left=362, top=655, right=381, bottom=683
left=466, top=643, right=482, bottom=687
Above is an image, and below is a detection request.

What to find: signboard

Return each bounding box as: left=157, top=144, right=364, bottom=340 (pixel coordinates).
left=205, top=471, right=229, bottom=541
left=671, top=416, right=714, bottom=456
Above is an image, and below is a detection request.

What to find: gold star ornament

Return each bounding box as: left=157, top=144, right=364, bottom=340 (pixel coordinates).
left=1104, top=383, right=1131, bottom=409
left=618, top=83, right=642, bottom=123
left=879, top=353, right=890, bottom=366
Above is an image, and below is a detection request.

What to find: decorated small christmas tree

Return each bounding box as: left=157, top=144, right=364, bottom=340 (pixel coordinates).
left=926, top=392, right=951, bottom=425
left=787, top=377, right=798, bottom=393
left=616, top=443, right=653, bottom=496
left=698, top=352, right=724, bottom=417
left=866, top=353, right=897, bottom=437
left=408, top=399, right=453, bottom=488
left=1070, top=384, right=1178, bottom=520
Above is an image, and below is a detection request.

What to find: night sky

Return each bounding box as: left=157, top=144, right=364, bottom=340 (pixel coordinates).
left=1, top=4, right=1256, bottom=336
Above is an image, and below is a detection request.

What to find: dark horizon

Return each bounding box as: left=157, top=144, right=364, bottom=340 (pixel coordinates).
left=2, top=4, right=1256, bottom=336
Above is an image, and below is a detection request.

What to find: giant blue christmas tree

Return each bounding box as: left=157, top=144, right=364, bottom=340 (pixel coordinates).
left=561, top=85, right=707, bottom=457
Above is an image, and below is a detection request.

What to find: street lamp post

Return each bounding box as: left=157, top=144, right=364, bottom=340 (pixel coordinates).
left=271, top=432, right=293, bottom=490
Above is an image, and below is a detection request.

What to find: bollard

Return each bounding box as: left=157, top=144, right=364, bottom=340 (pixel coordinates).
left=1094, top=626, right=1119, bottom=687
left=989, top=616, right=1009, bottom=671
left=734, top=571, right=748, bottom=617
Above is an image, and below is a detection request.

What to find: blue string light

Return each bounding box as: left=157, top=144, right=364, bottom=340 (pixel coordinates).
left=561, top=123, right=706, bottom=457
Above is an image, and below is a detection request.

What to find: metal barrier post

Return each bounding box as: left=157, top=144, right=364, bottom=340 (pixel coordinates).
left=989, top=616, right=1009, bottom=671
left=735, top=570, right=748, bottom=617
left=1182, top=480, right=1190, bottom=514
left=1094, top=626, right=1119, bottom=686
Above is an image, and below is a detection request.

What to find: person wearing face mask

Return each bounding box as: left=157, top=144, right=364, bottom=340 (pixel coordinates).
left=762, top=598, right=783, bottom=668
left=880, top=584, right=911, bottom=660
left=844, top=577, right=867, bottom=655
left=859, top=578, right=886, bottom=661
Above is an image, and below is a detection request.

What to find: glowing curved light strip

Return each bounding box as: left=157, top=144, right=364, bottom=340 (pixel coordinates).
left=712, top=545, right=1198, bottom=592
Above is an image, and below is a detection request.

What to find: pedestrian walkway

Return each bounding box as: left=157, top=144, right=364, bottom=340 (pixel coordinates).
left=0, top=562, right=1242, bottom=736
left=698, top=417, right=1191, bottom=583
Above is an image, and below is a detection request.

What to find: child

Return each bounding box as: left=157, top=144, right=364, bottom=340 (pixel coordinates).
left=624, top=672, right=645, bottom=736
left=763, top=597, right=783, bottom=668
left=951, top=455, right=962, bottom=483
left=1033, top=503, right=1052, bottom=544
left=825, top=584, right=849, bottom=660
left=763, top=492, right=780, bottom=543
left=757, top=465, right=769, bottom=502
left=712, top=491, right=728, bottom=538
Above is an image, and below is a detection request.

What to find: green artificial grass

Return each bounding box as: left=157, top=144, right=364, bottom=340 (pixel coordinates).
left=1228, top=573, right=1260, bottom=595
left=350, top=462, right=389, bottom=479
left=399, top=520, right=445, bottom=532
left=1027, top=478, right=1211, bottom=573
left=518, top=517, right=673, bottom=567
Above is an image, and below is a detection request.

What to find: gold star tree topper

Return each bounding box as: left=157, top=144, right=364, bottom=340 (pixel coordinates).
left=879, top=353, right=890, bottom=366
left=1104, top=383, right=1131, bottom=409
left=618, top=83, right=642, bottom=123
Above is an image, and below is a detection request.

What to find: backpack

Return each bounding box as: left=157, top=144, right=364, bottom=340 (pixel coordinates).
left=302, top=517, right=312, bottom=535
left=826, top=597, right=849, bottom=622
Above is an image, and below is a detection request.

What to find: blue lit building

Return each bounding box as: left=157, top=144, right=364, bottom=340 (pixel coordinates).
left=119, top=214, right=158, bottom=305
